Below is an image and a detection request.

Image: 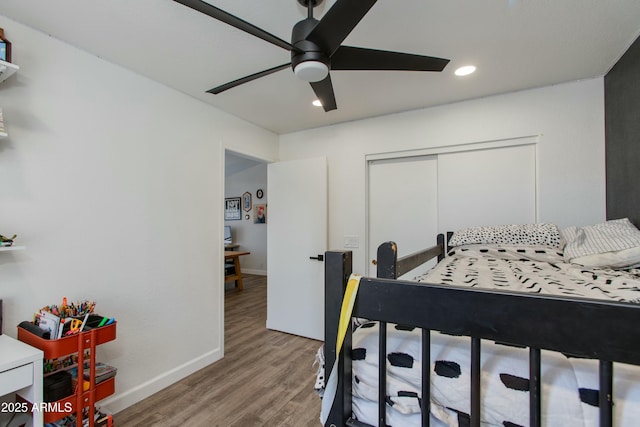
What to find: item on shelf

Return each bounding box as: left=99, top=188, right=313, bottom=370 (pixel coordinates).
left=44, top=406, right=113, bottom=427
left=36, top=310, right=62, bottom=339
left=21, top=314, right=114, bottom=342
left=0, top=28, right=11, bottom=62
left=42, top=298, right=96, bottom=319
left=44, top=371, right=73, bottom=402
left=69, top=362, right=117, bottom=389
left=44, top=351, right=87, bottom=374
left=28, top=298, right=99, bottom=338
left=0, top=233, right=16, bottom=247
left=95, top=409, right=114, bottom=427
left=87, top=362, right=117, bottom=384
left=56, top=317, right=77, bottom=339
left=31, top=310, right=86, bottom=340
left=19, top=319, right=51, bottom=339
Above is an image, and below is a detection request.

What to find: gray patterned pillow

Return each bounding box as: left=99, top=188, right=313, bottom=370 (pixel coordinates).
left=563, top=218, right=640, bottom=268
left=448, top=223, right=562, bottom=248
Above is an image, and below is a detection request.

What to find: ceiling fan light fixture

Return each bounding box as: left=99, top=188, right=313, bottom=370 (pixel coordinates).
left=175, top=0, right=450, bottom=113
left=455, top=65, right=476, bottom=76
left=294, top=61, right=329, bottom=82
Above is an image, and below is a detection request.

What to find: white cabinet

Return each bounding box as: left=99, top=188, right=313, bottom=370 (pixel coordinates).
left=0, top=335, right=44, bottom=427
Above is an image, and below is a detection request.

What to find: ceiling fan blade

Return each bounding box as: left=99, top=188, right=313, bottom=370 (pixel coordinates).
left=310, top=74, right=337, bottom=112
left=331, top=46, right=450, bottom=72
left=207, top=63, right=291, bottom=94
left=305, top=0, right=377, bottom=56
left=173, top=0, right=301, bottom=52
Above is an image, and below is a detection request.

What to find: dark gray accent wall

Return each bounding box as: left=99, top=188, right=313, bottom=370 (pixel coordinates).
left=605, top=35, right=640, bottom=227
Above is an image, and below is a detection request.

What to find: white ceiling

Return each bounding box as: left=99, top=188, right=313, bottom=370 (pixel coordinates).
left=1, top=0, right=640, bottom=134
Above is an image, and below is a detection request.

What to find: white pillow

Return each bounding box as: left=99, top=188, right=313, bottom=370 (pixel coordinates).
left=563, top=218, right=640, bottom=268
left=570, top=246, right=640, bottom=268
left=448, top=223, right=562, bottom=248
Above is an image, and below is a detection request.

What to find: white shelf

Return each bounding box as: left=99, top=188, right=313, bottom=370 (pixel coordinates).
left=0, top=59, right=19, bottom=84
left=0, top=60, right=16, bottom=139
left=0, top=245, right=25, bottom=252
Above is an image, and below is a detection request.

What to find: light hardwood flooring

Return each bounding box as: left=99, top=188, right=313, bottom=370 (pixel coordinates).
left=115, top=275, right=323, bottom=426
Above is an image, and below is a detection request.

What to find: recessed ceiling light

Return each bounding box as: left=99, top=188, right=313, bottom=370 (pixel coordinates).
left=312, top=99, right=323, bottom=107
left=455, top=65, right=476, bottom=76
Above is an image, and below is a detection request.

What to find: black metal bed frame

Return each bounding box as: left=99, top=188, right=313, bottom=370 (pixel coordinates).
left=324, top=235, right=640, bottom=427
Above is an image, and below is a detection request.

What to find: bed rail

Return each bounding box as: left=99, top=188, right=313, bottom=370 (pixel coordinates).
left=324, top=251, right=353, bottom=426
left=324, top=248, right=640, bottom=427
left=376, top=234, right=445, bottom=279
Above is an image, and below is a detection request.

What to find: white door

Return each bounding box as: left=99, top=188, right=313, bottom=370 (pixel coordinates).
left=368, top=156, right=439, bottom=278
left=267, top=157, right=327, bottom=340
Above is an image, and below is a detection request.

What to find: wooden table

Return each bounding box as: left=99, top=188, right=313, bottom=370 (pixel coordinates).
left=224, top=251, right=251, bottom=290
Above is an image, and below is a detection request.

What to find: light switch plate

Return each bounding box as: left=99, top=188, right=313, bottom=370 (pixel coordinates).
left=344, top=235, right=359, bottom=248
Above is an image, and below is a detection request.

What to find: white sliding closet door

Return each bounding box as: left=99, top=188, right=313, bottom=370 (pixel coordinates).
left=437, top=144, right=537, bottom=232
left=366, top=142, right=537, bottom=279
left=368, top=156, right=439, bottom=277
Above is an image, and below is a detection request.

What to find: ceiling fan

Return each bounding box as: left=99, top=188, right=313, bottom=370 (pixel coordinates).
left=173, top=0, right=450, bottom=111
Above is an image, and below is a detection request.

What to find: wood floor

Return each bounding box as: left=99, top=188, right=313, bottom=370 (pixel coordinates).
left=115, top=275, right=323, bottom=426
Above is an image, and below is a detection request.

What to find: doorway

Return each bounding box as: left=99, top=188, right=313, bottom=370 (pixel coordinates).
left=224, top=150, right=269, bottom=278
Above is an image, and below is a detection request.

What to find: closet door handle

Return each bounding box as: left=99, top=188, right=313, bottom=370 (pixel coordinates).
left=309, top=254, right=324, bottom=261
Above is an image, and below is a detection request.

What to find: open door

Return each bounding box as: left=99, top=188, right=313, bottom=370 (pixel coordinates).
left=266, top=157, right=327, bottom=340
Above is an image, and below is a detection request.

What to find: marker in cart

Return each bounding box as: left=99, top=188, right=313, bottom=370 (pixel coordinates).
left=97, top=317, right=115, bottom=327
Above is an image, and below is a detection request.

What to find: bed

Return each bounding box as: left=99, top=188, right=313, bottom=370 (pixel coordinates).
left=320, top=220, right=640, bottom=427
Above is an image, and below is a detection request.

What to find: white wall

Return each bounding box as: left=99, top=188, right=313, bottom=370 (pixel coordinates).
left=0, top=16, right=278, bottom=413
left=224, top=162, right=268, bottom=274
left=279, top=78, right=606, bottom=274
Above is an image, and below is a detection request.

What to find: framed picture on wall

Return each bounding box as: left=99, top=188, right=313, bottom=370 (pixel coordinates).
left=254, top=204, right=267, bottom=224
left=242, top=192, right=252, bottom=212
left=224, top=197, right=242, bottom=220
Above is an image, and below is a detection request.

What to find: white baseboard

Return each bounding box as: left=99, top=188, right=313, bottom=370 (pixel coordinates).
left=242, top=268, right=267, bottom=276
left=103, top=348, right=222, bottom=414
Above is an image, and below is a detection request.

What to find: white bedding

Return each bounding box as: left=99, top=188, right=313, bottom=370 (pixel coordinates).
left=351, top=321, right=640, bottom=427
left=416, top=245, right=640, bottom=303
left=348, top=245, right=640, bottom=427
